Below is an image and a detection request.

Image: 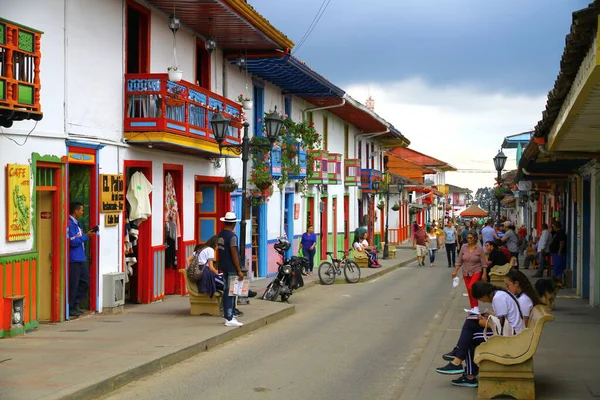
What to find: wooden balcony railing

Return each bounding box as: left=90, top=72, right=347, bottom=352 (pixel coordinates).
left=124, top=73, right=242, bottom=146
left=0, top=18, right=43, bottom=126
left=344, top=158, right=360, bottom=186
left=288, top=143, right=307, bottom=180
left=360, top=168, right=383, bottom=191
left=327, top=153, right=342, bottom=184
left=307, top=150, right=329, bottom=184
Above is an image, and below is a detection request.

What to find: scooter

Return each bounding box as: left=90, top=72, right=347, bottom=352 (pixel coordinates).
left=261, top=238, right=305, bottom=302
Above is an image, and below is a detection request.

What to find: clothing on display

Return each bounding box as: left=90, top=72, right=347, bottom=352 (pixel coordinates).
left=126, top=171, right=153, bottom=221
left=164, top=173, right=181, bottom=270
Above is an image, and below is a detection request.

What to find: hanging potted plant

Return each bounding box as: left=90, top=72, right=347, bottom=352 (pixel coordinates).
left=237, top=94, right=253, bottom=110
left=437, top=205, right=443, bottom=211
left=249, top=136, right=274, bottom=193
left=494, top=185, right=507, bottom=200
left=377, top=201, right=385, bottom=210
left=219, top=176, right=238, bottom=192
left=391, top=203, right=400, bottom=211
left=168, top=66, right=183, bottom=82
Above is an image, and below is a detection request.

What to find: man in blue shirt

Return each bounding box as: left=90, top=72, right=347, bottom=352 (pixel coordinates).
left=68, top=202, right=95, bottom=317
left=480, top=219, right=498, bottom=247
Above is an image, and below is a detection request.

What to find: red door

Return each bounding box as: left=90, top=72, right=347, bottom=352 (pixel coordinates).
left=344, top=195, right=349, bottom=251
left=320, top=197, right=328, bottom=261
left=332, top=198, right=338, bottom=254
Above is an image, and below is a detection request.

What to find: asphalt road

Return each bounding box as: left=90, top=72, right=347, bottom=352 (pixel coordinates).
left=103, top=261, right=456, bottom=400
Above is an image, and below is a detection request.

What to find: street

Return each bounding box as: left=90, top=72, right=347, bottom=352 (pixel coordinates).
left=103, top=261, right=456, bottom=400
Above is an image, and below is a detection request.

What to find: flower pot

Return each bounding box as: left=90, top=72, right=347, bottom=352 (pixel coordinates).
left=495, top=193, right=506, bottom=201
left=166, top=97, right=184, bottom=107
left=219, top=182, right=238, bottom=193
left=256, top=180, right=272, bottom=190
left=242, top=100, right=253, bottom=110
left=168, top=70, right=183, bottom=82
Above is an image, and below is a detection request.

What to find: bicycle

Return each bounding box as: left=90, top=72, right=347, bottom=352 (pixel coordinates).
left=318, top=250, right=361, bottom=285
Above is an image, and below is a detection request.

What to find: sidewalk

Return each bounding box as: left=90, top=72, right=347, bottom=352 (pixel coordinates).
left=0, top=247, right=416, bottom=400
left=400, top=267, right=600, bottom=400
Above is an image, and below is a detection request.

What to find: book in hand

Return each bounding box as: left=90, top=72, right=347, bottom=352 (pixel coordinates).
left=228, top=276, right=250, bottom=297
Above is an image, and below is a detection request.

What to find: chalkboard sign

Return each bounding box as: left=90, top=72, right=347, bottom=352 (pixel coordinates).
left=100, top=174, right=124, bottom=213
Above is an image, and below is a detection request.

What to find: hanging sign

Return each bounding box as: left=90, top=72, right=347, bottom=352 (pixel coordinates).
left=105, top=213, right=120, bottom=226
left=40, top=212, right=52, bottom=219
left=100, top=174, right=124, bottom=213
left=6, top=164, right=31, bottom=242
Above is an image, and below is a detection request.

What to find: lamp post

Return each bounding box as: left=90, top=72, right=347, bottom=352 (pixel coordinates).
left=211, top=106, right=283, bottom=272
left=383, top=180, right=404, bottom=260
left=493, top=149, right=507, bottom=218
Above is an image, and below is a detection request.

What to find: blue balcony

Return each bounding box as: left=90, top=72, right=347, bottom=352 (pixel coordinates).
left=360, top=168, right=383, bottom=191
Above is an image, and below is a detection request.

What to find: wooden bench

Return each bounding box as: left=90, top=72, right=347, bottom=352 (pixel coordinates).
left=178, top=269, right=222, bottom=316
left=351, top=249, right=370, bottom=268
left=474, top=305, right=555, bottom=400
left=488, top=263, right=511, bottom=287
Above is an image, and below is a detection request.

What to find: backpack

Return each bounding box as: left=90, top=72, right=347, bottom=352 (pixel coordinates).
left=187, top=248, right=207, bottom=282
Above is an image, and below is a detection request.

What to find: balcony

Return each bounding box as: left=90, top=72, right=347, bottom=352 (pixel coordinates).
left=0, top=18, right=43, bottom=127
left=124, top=73, right=242, bottom=157
left=327, top=153, right=342, bottom=184
left=307, top=149, right=329, bottom=184
left=271, top=145, right=282, bottom=178
left=344, top=158, right=360, bottom=186
left=360, top=168, right=383, bottom=191
left=287, top=143, right=307, bottom=180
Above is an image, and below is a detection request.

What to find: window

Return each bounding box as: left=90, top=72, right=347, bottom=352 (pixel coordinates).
left=126, top=1, right=150, bottom=74
left=195, top=38, right=211, bottom=89
left=371, top=143, right=375, bottom=169
left=284, top=96, right=292, bottom=118
left=357, top=140, right=362, bottom=162
left=344, top=124, right=349, bottom=159
left=323, top=115, right=328, bottom=150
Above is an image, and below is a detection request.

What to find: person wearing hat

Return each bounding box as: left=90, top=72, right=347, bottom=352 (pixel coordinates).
left=217, top=212, right=245, bottom=327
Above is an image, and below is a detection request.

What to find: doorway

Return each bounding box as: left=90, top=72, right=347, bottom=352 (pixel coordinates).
left=195, top=38, right=211, bottom=89
left=284, top=193, right=294, bottom=259
left=126, top=1, right=150, bottom=74
left=332, top=197, right=338, bottom=254
left=163, top=166, right=183, bottom=295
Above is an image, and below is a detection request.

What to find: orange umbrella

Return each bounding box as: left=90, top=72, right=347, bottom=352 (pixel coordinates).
left=459, top=205, right=488, bottom=217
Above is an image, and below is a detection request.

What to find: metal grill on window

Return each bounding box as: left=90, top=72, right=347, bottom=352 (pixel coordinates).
left=36, top=167, right=55, bottom=187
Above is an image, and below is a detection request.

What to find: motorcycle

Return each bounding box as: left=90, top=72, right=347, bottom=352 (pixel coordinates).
left=261, top=238, right=305, bottom=302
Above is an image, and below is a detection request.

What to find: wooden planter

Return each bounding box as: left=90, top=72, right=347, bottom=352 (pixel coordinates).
left=230, top=120, right=243, bottom=129
left=166, top=97, right=184, bottom=107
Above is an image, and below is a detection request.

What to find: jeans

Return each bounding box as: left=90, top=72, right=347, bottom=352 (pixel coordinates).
left=69, top=261, right=89, bottom=309
left=463, top=273, right=481, bottom=308
left=537, top=252, right=547, bottom=271
left=222, top=272, right=236, bottom=321
left=455, top=318, right=490, bottom=376
left=445, top=243, right=457, bottom=267
left=551, top=253, right=567, bottom=278
left=428, top=249, right=437, bottom=264
left=303, top=247, right=315, bottom=272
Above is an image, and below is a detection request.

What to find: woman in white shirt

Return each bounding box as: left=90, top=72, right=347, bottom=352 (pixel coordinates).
left=436, top=281, right=524, bottom=388
left=187, top=236, right=224, bottom=292
left=426, top=226, right=440, bottom=267
left=504, top=269, right=543, bottom=327
left=360, top=232, right=380, bottom=267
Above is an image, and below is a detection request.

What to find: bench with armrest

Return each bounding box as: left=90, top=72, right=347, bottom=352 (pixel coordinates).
left=351, top=249, right=369, bottom=268
left=474, top=305, right=555, bottom=400
left=179, top=269, right=222, bottom=316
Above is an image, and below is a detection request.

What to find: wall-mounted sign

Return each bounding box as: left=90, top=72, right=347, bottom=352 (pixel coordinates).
left=195, top=191, right=203, bottom=204
left=6, top=164, right=31, bottom=242
left=100, top=174, right=124, bottom=213
left=294, top=203, right=300, bottom=220
left=40, top=212, right=52, bottom=219
left=105, top=213, right=120, bottom=226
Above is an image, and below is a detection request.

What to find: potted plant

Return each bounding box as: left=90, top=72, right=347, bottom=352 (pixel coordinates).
left=494, top=185, right=507, bottom=199
left=168, top=66, right=183, bottom=82
left=391, top=203, right=400, bottom=211
left=249, top=136, right=274, bottom=193
left=219, top=176, right=238, bottom=192
left=166, top=85, right=188, bottom=107
left=437, top=205, right=443, bottom=211
left=377, top=201, right=385, bottom=210
left=237, top=94, right=253, bottom=110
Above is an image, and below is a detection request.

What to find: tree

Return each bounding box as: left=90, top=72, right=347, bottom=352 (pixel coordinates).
left=474, top=187, right=494, bottom=213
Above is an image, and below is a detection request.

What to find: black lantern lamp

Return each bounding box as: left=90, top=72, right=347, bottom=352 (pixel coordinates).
left=236, top=56, right=246, bottom=72
left=264, top=106, right=284, bottom=143
left=169, top=14, right=181, bottom=34
left=210, top=108, right=230, bottom=145
left=493, top=150, right=507, bottom=173
left=372, top=180, right=381, bottom=192
left=205, top=38, right=217, bottom=54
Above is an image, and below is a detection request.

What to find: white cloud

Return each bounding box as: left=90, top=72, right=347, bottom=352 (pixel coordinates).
left=346, top=77, right=546, bottom=192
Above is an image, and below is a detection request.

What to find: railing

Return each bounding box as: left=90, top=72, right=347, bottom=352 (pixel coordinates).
left=288, top=143, right=307, bottom=180
left=360, top=168, right=382, bottom=190
left=344, top=158, right=360, bottom=186
left=307, top=150, right=329, bottom=184
left=327, top=153, right=342, bottom=184
left=0, top=18, right=43, bottom=116
left=388, top=228, right=400, bottom=244
left=124, top=74, right=242, bottom=146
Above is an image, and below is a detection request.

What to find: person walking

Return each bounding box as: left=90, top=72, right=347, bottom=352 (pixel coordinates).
left=426, top=226, right=440, bottom=267
left=549, top=221, right=567, bottom=284
left=443, top=220, right=458, bottom=268
left=217, top=212, right=245, bottom=328
left=68, top=202, right=95, bottom=317
left=501, top=224, right=520, bottom=269
left=412, top=224, right=427, bottom=266
left=452, top=231, right=486, bottom=314
left=533, top=223, right=551, bottom=277
left=480, top=219, right=498, bottom=247
left=299, top=225, right=317, bottom=275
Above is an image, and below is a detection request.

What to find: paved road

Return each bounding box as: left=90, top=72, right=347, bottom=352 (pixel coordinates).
left=104, top=262, right=457, bottom=400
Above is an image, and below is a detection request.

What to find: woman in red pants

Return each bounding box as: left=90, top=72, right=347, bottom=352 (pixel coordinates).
left=451, top=231, right=487, bottom=314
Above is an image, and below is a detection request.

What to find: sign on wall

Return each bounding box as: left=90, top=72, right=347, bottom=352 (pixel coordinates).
left=6, top=164, right=31, bottom=242
left=100, top=174, right=124, bottom=213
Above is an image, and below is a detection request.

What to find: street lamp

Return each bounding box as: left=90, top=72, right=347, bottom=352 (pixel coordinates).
left=493, top=149, right=507, bottom=217
left=383, top=180, right=404, bottom=260
left=211, top=106, right=284, bottom=272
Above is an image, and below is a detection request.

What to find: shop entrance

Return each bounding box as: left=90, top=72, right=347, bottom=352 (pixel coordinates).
left=35, top=164, right=61, bottom=322
left=344, top=194, right=350, bottom=251
left=164, top=166, right=184, bottom=295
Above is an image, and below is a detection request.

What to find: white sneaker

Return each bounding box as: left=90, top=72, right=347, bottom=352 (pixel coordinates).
left=471, top=306, right=480, bottom=314
left=224, top=318, right=243, bottom=327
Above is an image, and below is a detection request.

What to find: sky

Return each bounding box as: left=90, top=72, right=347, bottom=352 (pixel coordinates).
left=250, top=0, right=590, bottom=192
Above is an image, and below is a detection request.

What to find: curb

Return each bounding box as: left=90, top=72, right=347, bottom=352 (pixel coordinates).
left=359, top=257, right=417, bottom=283
left=60, top=304, right=295, bottom=400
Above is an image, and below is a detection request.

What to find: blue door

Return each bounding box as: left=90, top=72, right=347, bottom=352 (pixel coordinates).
left=284, top=192, right=294, bottom=259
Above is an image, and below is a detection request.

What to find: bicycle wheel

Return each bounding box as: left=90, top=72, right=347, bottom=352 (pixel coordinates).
left=343, top=260, right=361, bottom=283
left=318, top=262, right=336, bottom=285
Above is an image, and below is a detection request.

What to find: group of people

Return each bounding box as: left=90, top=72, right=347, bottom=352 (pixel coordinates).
left=411, top=220, right=459, bottom=268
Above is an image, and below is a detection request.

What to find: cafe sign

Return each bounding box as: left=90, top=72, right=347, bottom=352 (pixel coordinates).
left=100, top=174, right=124, bottom=213
left=6, top=164, right=31, bottom=242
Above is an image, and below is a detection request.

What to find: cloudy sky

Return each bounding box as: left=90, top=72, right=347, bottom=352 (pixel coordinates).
left=251, top=0, right=589, bottom=191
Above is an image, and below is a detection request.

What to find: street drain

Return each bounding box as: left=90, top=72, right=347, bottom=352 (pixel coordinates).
left=59, top=329, right=89, bottom=332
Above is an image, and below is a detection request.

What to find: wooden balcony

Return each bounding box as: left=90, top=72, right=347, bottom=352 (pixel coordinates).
left=124, top=73, right=242, bottom=157
left=344, top=158, right=360, bottom=186
left=0, top=18, right=43, bottom=127
left=327, top=153, right=342, bottom=184
left=287, top=143, right=307, bottom=180
left=307, top=149, right=329, bottom=184
left=360, top=168, right=383, bottom=191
